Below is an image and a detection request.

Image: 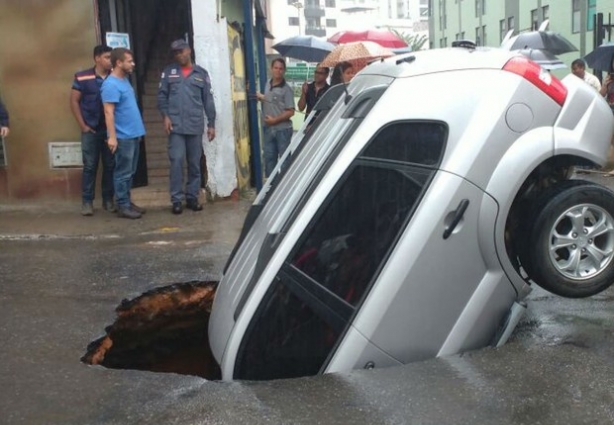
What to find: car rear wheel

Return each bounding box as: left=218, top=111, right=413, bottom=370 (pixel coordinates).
left=520, top=180, right=614, bottom=298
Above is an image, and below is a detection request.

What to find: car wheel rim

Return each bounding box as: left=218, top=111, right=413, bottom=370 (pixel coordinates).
left=549, top=203, right=614, bottom=280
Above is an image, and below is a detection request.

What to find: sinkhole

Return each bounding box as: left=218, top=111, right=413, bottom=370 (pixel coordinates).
left=81, top=280, right=221, bottom=380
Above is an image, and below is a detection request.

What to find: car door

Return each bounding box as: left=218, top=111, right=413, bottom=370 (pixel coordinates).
left=232, top=121, right=453, bottom=380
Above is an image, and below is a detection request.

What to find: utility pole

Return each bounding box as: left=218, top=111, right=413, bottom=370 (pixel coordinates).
left=292, top=2, right=303, bottom=35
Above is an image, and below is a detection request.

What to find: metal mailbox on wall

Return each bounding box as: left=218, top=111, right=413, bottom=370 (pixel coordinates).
left=49, top=142, right=82, bottom=168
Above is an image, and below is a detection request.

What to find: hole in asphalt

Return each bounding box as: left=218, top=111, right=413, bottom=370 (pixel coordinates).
left=81, top=280, right=221, bottom=380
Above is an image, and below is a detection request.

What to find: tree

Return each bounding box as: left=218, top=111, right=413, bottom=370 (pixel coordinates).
left=390, top=29, right=428, bottom=51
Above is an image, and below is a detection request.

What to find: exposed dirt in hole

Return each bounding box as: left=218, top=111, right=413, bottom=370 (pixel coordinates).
left=82, top=281, right=221, bottom=380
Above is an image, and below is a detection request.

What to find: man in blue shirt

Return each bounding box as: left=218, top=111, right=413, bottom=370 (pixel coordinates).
left=70, top=45, right=114, bottom=216
left=101, top=48, right=146, bottom=219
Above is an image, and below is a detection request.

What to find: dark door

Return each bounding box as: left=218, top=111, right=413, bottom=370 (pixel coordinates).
left=96, top=0, right=193, bottom=188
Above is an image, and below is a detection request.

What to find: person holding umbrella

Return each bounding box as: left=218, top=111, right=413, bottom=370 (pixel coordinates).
left=599, top=56, right=614, bottom=109
left=298, top=64, right=330, bottom=118
left=330, top=62, right=356, bottom=86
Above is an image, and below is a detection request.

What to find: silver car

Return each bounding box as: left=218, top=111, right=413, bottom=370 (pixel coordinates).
left=209, top=46, right=614, bottom=381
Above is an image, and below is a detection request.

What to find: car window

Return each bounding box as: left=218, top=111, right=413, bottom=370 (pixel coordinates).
left=234, top=276, right=342, bottom=380
left=235, top=121, right=447, bottom=380
left=362, top=121, right=447, bottom=166
left=290, top=163, right=430, bottom=306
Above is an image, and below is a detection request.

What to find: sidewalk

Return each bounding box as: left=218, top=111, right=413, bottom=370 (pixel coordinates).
left=0, top=186, right=253, bottom=240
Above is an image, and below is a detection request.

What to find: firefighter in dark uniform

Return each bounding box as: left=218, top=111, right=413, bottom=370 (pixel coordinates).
left=158, top=39, right=216, bottom=215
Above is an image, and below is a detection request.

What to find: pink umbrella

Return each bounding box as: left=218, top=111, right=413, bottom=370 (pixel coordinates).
left=328, top=29, right=408, bottom=49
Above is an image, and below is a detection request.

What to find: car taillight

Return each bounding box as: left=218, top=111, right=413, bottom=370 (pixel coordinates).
left=503, top=56, right=567, bottom=106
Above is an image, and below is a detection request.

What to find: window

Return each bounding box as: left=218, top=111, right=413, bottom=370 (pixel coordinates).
left=440, top=0, right=447, bottom=29
left=325, top=0, right=336, bottom=7
left=572, top=0, right=581, bottom=33
left=475, top=0, right=484, bottom=17
left=543, top=5, right=549, bottom=21
left=500, top=19, right=507, bottom=42
left=287, top=0, right=295, bottom=4
left=326, top=19, right=337, bottom=27
left=531, top=9, right=538, bottom=30
left=482, top=25, right=487, bottom=46
left=588, top=0, right=596, bottom=31
left=289, top=17, right=299, bottom=26
left=508, top=16, right=515, bottom=33
left=306, top=17, right=321, bottom=28
left=235, top=122, right=447, bottom=380
left=476, top=26, right=482, bottom=46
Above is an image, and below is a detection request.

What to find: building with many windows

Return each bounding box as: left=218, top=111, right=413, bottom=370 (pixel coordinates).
left=428, top=0, right=614, bottom=70
left=266, top=0, right=430, bottom=57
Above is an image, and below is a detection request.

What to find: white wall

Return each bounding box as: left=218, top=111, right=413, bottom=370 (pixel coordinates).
left=191, top=1, right=237, bottom=198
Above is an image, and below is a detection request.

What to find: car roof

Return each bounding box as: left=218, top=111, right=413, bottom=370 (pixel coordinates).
left=359, top=47, right=519, bottom=79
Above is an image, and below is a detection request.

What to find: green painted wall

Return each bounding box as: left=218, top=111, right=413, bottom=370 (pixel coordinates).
left=429, top=0, right=601, bottom=76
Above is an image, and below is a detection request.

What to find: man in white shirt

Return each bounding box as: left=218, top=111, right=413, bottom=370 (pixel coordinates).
left=571, top=59, right=601, bottom=91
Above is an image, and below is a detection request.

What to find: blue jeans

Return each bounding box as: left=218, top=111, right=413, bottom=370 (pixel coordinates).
left=81, top=131, right=114, bottom=203
left=168, top=133, right=203, bottom=204
left=263, top=127, right=293, bottom=177
left=114, top=138, right=140, bottom=209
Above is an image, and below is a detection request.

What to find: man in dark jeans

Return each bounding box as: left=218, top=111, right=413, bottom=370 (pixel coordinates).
left=70, top=45, right=115, bottom=216
left=158, top=39, right=216, bottom=215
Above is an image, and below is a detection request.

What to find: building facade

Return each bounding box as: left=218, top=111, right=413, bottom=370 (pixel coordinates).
left=266, top=0, right=429, bottom=57
left=428, top=0, right=614, bottom=67
left=0, top=0, right=270, bottom=202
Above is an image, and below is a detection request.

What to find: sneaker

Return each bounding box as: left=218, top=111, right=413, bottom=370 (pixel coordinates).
left=103, top=199, right=116, bottom=213
left=186, top=199, right=203, bottom=211
left=130, top=202, right=146, bottom=214
left=81, top=202, right=94, bottom=216
left=117, top=207, right=142, bottom=219
left=172, top=202, right=183, bottom=215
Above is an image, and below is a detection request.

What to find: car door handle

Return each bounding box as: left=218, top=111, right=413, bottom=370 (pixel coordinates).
left=443, top=199, right=470, bottom=240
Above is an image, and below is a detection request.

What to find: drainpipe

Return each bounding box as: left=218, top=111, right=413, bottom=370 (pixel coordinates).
left=243, top=0, right=264, bottom=191
left=255, top=16, right=268, bottom=97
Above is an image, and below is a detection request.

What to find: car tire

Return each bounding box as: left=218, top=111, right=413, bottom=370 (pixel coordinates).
left=519, top=179, right=614, bottom=298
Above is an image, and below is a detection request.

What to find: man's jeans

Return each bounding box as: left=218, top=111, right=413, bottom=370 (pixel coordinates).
left=168, top=133, right=203, bottom=204
left=81, top=131, right=114, bottom=203
left=114, top=138, right=140, bottom=209
left=263, top=127, right=293, bottom=177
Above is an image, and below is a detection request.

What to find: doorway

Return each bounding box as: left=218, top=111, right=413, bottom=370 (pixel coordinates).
left=96, top=0, right=193, bottom=188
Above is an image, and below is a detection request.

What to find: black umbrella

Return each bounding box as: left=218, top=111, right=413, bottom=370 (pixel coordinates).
left=514, top=48, right=566, bottom=70
left=273, top=35, right=335, bottom=63
left=584, top=42, right=614, bottom=71
left=502, top=31, right=578, bottom=55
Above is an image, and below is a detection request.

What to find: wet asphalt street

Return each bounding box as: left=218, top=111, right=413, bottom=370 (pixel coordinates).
left=1, top=176, right=614, bottom=424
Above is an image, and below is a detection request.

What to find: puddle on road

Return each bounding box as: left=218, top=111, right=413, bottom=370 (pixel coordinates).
left=81, top=281, right=221, bottom=380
